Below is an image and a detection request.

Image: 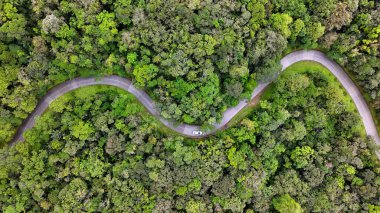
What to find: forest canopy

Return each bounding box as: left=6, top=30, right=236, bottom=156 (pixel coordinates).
left=0, top=64, right=379, bottom=212
left=1, top=0, right=380, bottom=212
left=1, top=0, right=380, bottom=147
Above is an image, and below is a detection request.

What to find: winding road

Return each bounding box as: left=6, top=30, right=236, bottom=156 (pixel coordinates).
left=11, top=50, right=380, bottom=150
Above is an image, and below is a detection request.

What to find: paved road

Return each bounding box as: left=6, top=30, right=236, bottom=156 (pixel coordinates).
left=11, top=50, right=380, bottom=151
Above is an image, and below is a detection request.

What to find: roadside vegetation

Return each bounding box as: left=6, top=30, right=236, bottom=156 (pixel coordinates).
left=1, top=70, right=379, bottom=212
left=2, top=0, right=380, bottom=147
left=225, top=61, right=366, bottom=136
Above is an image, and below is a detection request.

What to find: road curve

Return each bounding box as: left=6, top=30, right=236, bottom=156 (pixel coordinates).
left=11, top=50, right=380, bottom=149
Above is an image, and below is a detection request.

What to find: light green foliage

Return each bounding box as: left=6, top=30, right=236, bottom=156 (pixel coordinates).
left=336, top=176, right=345, bottom=189
left=290, top=19, right=305, bottom=40
left=50, top=95, right=72, bottom=113
left=352, top=177, right=363, bottom=186
left=203, top=35, right=218, bottom=55
left=188, top=179, right=202, bottom=192
left=148, top=171, right=159, bottom=181
left=346, top=165, right=356, bottom=175
left=230, top=65, right=249, bottom=79
left=172, top=142, right=201, bottom=166
left=227, top=147, right=248, bottom=170
left=0, top=123, right=13, bottom=146
left=247, top=0, right=267, bottom=35
left=80, top=148, right=110, bottom=178
left=369, top=205, right=380, bottom=213
left=176, top=186, right=187, bottom=196
left=132, top=64, right=158, bottom=87
left=270, top=13, right=293, bottom=38
left=0, top=3, right=26, bottom=41
left=273, top=194, right=303, bottom=213
left=127, top=52, right=137, bottom=64
left=169, top=78, right=196, bottom=99
left=111, top=94, right=141, bottom=117
left=95, top=11, right=118, bottom=45
left=57, top=178, right=88, bottom=210
left=305, top=22, right=325, bottom=44
left=290, top=146, right=315, bottom=169
left=70, top=120, right=94, bottom=141
left=146, top=157, right=165, bottom=169
left=185, top=199, right=207, bottom=213
left=0, top=66, right=17, bottom=96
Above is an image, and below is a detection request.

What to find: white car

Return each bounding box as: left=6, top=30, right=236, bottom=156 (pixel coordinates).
left=192, top=130, right=203, bottom=135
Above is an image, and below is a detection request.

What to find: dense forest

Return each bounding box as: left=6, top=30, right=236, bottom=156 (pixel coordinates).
left=1, top=0, right=380, bottom=146
left=1, top=0, right=380, bottom=212
left=1, top=67, right=379, bottom=212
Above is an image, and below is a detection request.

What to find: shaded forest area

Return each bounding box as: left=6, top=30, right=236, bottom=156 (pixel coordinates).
left=1, top=0, right=380, bottom=146
left=0, top=68, right=379, bottom=212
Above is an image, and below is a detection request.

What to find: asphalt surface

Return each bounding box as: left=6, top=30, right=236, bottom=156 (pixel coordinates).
left=10, top=50, right=380, bottom=152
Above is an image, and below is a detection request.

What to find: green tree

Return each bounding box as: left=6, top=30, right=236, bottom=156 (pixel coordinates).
left=132, top=64, right=158, bottom=87
left=269, top=13, right=293, bottom=38
left=290, top=146, right=315, bottom=169
left=273, top=194, right=303, bottom=213
left=369, top=205, right=380, bottom=213
left=71, top=120, right=94, bottom=141
left=303, top=21, right=325, bottom=47
left=0, top=3, right=26, bottom=41
left=185, top=199, right=207, bottom=213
